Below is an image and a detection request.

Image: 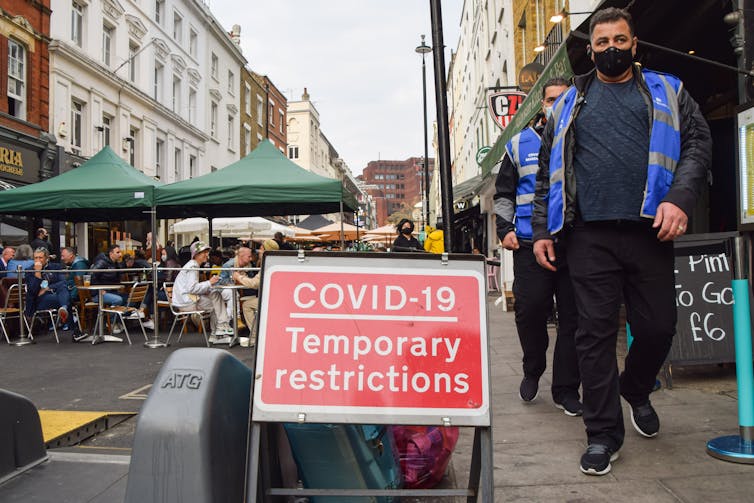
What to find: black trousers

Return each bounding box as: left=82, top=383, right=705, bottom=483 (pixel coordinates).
left=512, top=242, right=580, bottom=401
left=565, top=222, right=676, bottom=450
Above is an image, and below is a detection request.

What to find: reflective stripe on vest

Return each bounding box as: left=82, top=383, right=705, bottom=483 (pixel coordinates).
left=547, top=70, right=682, bottom=234
left=506, top=127, right=540, bottom=240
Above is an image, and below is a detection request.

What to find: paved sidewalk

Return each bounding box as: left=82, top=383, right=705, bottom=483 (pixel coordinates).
left=0, top=293, right=752, bottom=502
left=448, top=293, right=752, bottom=502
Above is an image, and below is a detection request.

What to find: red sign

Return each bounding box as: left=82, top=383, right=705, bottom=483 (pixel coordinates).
left=488, top=91, right=527, bottom=130
left=253, top=265, right=489, bottom=425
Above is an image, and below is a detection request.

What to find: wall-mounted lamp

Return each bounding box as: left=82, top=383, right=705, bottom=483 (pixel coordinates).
left=95, top=125, right=104, bottom=132
left=534, top=41, right=561, bottom=53
left=550, top=10, right=593, bottom=23
left=122, top=136, right=134, bottom=152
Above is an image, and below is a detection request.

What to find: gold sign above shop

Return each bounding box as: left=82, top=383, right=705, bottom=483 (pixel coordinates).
left=0, top=142, right=40, bottom=184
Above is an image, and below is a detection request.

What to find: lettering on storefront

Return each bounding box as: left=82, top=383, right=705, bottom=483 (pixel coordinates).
left=0, top=147, right=24, bottom=177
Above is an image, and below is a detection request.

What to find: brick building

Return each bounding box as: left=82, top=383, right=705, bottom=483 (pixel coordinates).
left=0, top=0, right=57, bottom=244
left=361, top=157, right=434, bottom=226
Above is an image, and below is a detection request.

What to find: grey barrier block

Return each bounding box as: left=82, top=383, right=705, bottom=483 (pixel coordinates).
left=125, top=348, right=252, bottom=503
left=0, top=389, right=47, bottom=484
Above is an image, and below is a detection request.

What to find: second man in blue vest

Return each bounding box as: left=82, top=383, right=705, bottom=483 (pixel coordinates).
left=493, top=77, right=582, bottom=417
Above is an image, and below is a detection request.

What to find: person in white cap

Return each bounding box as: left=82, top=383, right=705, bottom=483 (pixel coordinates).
left=171, top=240, right=232, bottom=342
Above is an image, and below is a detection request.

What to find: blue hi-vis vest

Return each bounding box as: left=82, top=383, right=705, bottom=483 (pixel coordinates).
left=505, top=127, right=541, bottom=240
left=547, top=69, right=682, bottom=234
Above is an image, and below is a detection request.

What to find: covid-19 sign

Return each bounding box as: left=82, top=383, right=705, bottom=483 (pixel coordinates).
left=252, top=254, right=490, bottom=426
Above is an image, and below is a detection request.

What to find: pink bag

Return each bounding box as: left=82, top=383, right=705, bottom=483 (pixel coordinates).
left=392, top=426, right=460, bottom=489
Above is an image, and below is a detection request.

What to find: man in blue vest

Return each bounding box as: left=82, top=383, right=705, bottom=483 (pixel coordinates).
left=532, top=8, right=711, bottom=476
left=493, top=77, right=582, bottom=418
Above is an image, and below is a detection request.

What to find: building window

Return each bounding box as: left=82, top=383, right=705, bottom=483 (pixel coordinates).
left=153, top=62, right=163, bottom=100
left=268, top=103, right=274, bottom=126
left=279, top=109, right=284, bottom=133
left=7, top=39, right=26, bottom=120
left=174, top=148, right=181, bottom=181
left=189, top=154, right=196, bottom=178
left=102, top=115, right=111, bottom=147
left=244, top=124, right=251, bottom=155
left=155, top=138, right=164, bottom=177
left=71, top=100, right=83, bottom=149
left=244, top=83, right=251, bottom=115
left=155, top=0, right=164, bottom=24
left=173, top=11, right=182, bottom=42
left=72, top=2, right=84, bottom=46
left=228, top=70, right=234, bottom=95
left=288, top=145, right=299, bottom=160
left=128, top=42, right=138, bottom=82
left=189, top=29, right=198, bottom=58
left=102, top=24, right=114, bottom=66
left=256, top=95, right=264, bottom=126
left=188, top=88, right=196, bottom=124
left=172, top=75, right=181, bottom=113
left=227, top=115, right=235, bottom=150
left=129, top=127, right=137, bottom=167
left=210, top=102, right=218, bottom=137
left=211, top=53, right=218, bottom=80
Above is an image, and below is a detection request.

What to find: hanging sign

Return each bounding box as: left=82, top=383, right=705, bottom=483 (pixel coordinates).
left=488, top=91, right=527, bottom=130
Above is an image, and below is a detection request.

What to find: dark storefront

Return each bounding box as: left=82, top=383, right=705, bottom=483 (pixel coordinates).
left=0, top=126, right=57, bottom=246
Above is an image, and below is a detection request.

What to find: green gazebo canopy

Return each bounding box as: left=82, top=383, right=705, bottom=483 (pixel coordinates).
left=156, top=140, right=357, bottom=219
left=0, top=146, right=161, bottom=222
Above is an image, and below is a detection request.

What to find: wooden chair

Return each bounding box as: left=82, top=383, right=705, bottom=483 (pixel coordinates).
left=164, top=284, right=210, bottom=347
left=73, top=276, right=99, bottom=332
left=156, top=282, right=173, bottom=330
left=0, top=283, right=31, bottom=344
left=100, top=282, right=150, bottom=344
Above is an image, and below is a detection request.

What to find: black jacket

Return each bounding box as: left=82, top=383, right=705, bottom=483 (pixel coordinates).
left=532, top=65, right=712, bottom=242
left=91, top=253, right=122, bottom=284
left=392, top=234, right=422, bottom=252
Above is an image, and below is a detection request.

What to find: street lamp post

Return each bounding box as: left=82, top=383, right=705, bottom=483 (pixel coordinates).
left=416, top=35, right=431, bottom=230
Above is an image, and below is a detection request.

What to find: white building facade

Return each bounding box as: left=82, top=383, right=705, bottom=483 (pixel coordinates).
left=48, top=0, right=245, bottom=180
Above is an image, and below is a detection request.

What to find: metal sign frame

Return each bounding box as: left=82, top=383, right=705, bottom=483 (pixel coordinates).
left=246, top=251, right=494, bottom=502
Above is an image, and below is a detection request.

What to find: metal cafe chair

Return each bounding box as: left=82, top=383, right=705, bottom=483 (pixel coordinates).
left=100, top=281, right=150, bottom=345
left=0, top=283, right=31, bottom=344
left=29, top=300, right=63, bottom=344
left=156, top=281, right=173, bottom=330
left=163, top=284, right=210, bottom=347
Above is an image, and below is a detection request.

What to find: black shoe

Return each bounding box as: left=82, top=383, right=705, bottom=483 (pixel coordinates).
left=629, top=400, right=660, bottom=437
left=519, top=376, right=539, bottom=402
left=72, top=328, right=88, bottom=342
left=580, top=443, right=619, bottom=476
left=554, top=395, right=583, bottom=416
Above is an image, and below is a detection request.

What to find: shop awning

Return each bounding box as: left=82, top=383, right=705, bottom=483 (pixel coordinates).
left=0, top=146, right=161, bottom=221
left=156, top=140, right=357, bottom=219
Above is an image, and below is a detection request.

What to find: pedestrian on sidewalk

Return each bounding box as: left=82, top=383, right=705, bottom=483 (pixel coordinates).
left=493, top=77, right=582, bottom=416
left=532, top=7, right=711, bottom=476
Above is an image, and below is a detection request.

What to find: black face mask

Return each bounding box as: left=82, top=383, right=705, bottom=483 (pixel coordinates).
left=401, top=228, right=412, bottom=235
left=593, top=46, right=633, bottom=77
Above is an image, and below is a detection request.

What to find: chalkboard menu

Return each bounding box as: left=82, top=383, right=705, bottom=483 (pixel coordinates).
left=668, top=232, right=743, bottom=365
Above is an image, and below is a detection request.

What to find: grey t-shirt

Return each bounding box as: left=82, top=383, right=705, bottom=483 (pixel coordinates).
left=573, top=77, right=649, bottom=221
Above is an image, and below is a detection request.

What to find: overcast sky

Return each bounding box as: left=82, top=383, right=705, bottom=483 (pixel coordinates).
left=208, top=0, right=463, bottom=176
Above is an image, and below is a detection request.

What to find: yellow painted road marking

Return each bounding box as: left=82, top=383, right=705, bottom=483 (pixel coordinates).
left=37, top=410, right=135, bottom=443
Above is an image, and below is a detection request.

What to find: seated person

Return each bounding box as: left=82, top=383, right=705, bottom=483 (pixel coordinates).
left=232, top=239, right=279, bottom=345
left=6, top=244, right=34, bottom=278
left=172, top=241, right=233, bottom=341
left=60, top=246, right=89, bottom=303
left=91, top=245, right=129, bottom=333
left=24, top=248, right=71, bottom=329
left=0, top=245, right=15, bottom=275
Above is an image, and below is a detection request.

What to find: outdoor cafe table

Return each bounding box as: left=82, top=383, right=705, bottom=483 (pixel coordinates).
left=212, top=283, right=246, bottom=348
left=78, top=284, right=124, bottom=344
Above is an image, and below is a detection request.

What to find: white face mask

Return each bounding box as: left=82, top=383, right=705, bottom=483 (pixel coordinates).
left=161, top=254, right=167, bottom=262
left=544, top=106, right=553, bottom=120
